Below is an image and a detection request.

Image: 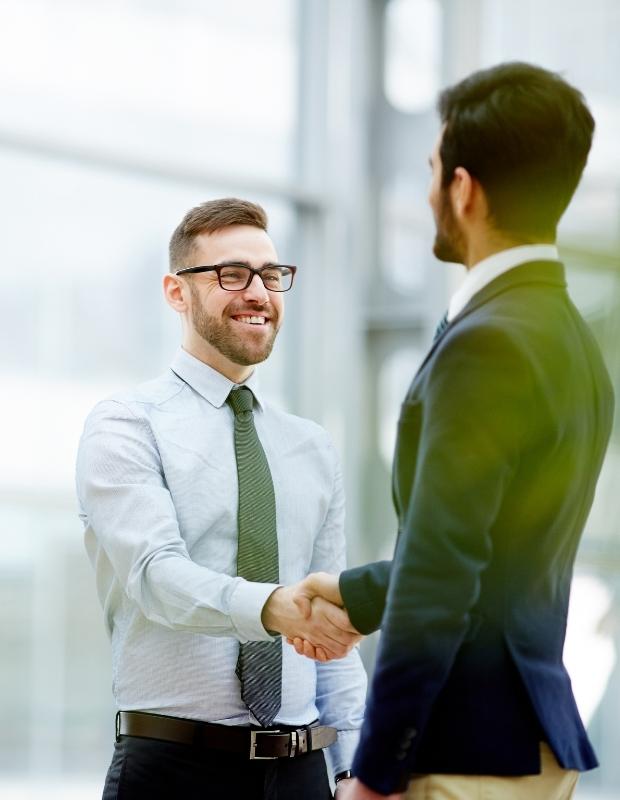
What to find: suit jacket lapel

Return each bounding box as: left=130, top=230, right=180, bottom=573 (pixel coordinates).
left=412, top=260, right=567, bottom=380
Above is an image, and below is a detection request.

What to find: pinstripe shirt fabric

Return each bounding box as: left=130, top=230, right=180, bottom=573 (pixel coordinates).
left=75, top=347, right=366, bottom=774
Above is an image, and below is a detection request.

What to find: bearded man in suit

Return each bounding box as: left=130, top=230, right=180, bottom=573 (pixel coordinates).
left=293, top=62, right=615, bottom=800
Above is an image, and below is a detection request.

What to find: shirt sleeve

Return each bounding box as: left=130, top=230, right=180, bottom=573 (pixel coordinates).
left=76, top=399, right=278, bottom=641
left=310, top=436, right=367, bottom=775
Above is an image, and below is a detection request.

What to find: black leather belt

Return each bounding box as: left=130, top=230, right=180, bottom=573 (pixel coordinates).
left=116, top=711, right=337, bottom=760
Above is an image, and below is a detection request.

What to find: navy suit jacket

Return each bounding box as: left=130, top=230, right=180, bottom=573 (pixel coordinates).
left=340, top=261, right=614, bottom=794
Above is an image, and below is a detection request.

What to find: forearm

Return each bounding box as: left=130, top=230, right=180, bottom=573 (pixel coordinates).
left=78, top=400, right=277, bottom=641
left=139, top=551, right=279, bottom=639
left=85, top=517, right=279, bottom=639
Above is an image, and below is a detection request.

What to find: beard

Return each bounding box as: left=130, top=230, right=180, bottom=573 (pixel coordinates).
left=432, top=187, right=466, bottom=264
left=189, top=283, right=280, bottom=367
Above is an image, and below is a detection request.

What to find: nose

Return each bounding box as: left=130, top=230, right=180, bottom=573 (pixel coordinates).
left=242, top=272, right=270, bottom=304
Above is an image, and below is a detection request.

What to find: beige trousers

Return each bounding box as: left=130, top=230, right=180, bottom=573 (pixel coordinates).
left=405, top=743, right=579, bottom=800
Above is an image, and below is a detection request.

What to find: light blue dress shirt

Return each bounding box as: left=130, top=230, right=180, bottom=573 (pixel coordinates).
left=75, top=347, right=366, bottom=774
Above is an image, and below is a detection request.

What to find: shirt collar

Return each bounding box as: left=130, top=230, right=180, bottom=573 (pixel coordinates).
left=170, top=347, right=264, bottom=410
left=447, top=243, right=559, bottom=321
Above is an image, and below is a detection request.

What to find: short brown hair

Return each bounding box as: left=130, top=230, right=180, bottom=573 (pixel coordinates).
left=169, top=198, right=269, bottom=272
left=437, top=62, right=594, bottom=239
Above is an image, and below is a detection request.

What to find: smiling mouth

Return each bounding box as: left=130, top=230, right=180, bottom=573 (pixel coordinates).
left=231, top=315, right=269, bottom=326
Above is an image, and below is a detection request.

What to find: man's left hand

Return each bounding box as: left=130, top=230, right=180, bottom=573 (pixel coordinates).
left=335, top=777, right=403, bottom=799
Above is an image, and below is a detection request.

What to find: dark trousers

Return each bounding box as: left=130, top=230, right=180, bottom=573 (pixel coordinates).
left=102, top=734, right=333, bottom=800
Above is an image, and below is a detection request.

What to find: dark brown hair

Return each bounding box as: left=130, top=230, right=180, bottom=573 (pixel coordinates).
left=438, top=62, right=594, bottom=239
left=169, top=198, right=268, bottom=272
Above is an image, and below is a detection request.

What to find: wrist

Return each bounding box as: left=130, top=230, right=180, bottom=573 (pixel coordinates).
left=261, top=585, right=287, bottom=633
left=335, top=769, right=352, bottom=784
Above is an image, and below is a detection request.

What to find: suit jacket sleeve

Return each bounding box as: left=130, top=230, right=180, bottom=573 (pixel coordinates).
left=351, top=323, right=532, bottom=794
left=339, top=561, right=391, bottom=634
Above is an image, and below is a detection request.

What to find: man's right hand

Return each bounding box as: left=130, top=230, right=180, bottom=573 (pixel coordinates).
left=291, top=571, right=343, bottom=617
left=283, top=572, right=362, bottom=662
left=262, top=581, right=360, bottom=660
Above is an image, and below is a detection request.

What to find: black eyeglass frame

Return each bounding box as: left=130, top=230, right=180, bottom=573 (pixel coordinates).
left=174, top=263, right=297, bottom=292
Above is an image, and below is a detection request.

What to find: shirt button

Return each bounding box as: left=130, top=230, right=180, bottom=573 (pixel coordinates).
left=400, top=728, right=417, bottom=748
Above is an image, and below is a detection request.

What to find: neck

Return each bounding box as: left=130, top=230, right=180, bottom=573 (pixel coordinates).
left=464, top=232, right=555, bottom=270
left=182, top=334, right=254, bottom=384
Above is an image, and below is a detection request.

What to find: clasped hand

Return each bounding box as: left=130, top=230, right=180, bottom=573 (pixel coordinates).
left=262, top=572, right=362, bottom=661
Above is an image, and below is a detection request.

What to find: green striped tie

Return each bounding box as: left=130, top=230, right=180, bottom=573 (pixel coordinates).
left=227, top=387, right=282, bottom=727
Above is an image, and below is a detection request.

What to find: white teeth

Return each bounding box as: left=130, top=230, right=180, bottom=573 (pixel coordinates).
left=235, top=315, right=266, bottom=325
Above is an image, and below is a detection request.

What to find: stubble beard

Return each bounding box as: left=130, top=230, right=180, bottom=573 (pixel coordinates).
left=432, top=187, right=466, bottom=264
left=189, top=284, right=280, bottom=367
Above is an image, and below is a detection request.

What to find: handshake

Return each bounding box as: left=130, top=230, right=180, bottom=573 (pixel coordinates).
left=262, top=572, right=362, bottom=661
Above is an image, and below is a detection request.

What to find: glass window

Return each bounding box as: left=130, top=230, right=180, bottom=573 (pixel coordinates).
left=0, top=0, right=297, bottom=182
left=564, top=572, right=617, bottom=727
left=479, top=0, right=620, bottom=248
left=380, top=177, right=435, bottom=294
left=384, top=0, right=442, bottom=113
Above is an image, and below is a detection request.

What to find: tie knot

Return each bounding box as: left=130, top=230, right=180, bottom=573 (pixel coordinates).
left=227, top=387, right=254, bottom=416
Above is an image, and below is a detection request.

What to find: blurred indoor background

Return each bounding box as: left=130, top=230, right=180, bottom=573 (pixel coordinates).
left=0, top=0, right=618, bottom=797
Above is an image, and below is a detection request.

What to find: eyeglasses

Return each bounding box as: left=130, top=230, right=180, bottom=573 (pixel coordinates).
left=174, top=263, right=297, bottom=292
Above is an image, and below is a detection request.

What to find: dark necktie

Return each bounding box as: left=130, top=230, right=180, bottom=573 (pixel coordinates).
left=227, top=387, right=282, bottom=727
left=433, top=311, right=449, bottom=341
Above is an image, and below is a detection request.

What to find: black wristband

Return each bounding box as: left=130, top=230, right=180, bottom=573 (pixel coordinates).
left=334, top=770, right=352, bottom=784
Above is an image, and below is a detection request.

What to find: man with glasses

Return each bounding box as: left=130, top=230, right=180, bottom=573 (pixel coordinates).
left=76, top=198, right=366, bottom=799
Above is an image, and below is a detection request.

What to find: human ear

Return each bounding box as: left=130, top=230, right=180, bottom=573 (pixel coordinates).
left=162, top=273, right=189, bottom=313
left=450, top=166, right=474, bottom=218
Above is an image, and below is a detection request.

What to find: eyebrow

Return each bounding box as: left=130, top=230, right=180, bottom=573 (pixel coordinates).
left=215, top=260, right=279, bottom=268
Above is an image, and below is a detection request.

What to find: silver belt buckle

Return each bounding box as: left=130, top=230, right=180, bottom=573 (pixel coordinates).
left=295, top=729, right=309, bottom=756
left=249, top=730, right=279, bottom=760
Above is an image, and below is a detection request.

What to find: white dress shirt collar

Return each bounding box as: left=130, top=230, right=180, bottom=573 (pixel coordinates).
left=170, top=347, right=263, bottom=410
left=447, top=244, right=560, bottom=321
